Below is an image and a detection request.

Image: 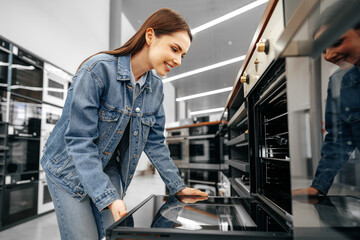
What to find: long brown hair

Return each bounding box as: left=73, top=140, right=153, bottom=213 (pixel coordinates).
left=77, top=8, right=192, bottom=71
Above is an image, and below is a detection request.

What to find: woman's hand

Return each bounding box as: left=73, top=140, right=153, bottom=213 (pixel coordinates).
left=177, top=187, right=208, bottom=196
left=176, top=187, right=208, bottom=203
left=108, top=199, right=127, bottom=222
left=291, top=187, right=320, bottom=196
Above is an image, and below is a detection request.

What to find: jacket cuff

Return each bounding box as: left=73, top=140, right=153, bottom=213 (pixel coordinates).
left=167, top=179, right=186, bottom=195
left=310, top=179, right=331, bottom=195
left=93, top=188, right=120, bottom=211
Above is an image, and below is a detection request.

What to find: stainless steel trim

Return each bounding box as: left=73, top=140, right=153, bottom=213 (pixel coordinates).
left=275, top=0, right=320, bottom=58
left=187, top=134, right=215, bottom=140
left=276, top=0, right=360, bottom=58
left=259, top=72, right=286, bottom=102
left=188, top=163, right=221, bottom=170
left=256, top=194, right=293, bottom=223
left=0, top=46, right=11, bottom=54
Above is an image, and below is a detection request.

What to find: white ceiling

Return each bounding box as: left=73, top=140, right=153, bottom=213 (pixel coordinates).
left=122, top=0, right=267, bottom=115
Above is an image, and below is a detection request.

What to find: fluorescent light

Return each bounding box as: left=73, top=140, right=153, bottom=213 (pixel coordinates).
left=191, top=0, right=268, bottom=34
left=163, top=55, right=245, bottom=83
left=190, top=107, right=225, bottom=116
left=176, top=87, right=233, bottom=102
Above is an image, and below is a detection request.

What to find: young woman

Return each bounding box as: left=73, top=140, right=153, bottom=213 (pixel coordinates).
left=41, top=8, right=207, bottom=240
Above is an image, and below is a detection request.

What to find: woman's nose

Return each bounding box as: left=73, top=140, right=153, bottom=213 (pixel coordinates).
left=323, top=49, right=336, bottom=62
left=173, top=55, right=182, bottom=67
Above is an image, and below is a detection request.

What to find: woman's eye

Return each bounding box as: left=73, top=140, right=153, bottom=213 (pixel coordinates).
left=171, top=47, right=177, bottom=52
left=331, top=38, right=344, bottom=48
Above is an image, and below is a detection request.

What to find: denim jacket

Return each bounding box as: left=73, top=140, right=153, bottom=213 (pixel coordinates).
left=311, top=65, right=360, bottom=194
left=41, top=54, right=186, bottom=211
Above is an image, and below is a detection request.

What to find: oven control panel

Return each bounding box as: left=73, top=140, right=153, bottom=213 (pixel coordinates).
left=243, top=0, right=284, bottom=97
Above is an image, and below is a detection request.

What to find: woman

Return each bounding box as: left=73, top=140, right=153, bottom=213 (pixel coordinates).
left=41, top=8, right=207, bottom=240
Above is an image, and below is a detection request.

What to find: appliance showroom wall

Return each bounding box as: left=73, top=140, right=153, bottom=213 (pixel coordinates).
left=0, top=0, right=110, bottom=74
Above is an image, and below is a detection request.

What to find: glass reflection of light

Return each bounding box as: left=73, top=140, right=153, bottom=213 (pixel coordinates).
left=0, top=62, right=35, bottom=70
left=175, top=216, right=209, bottom=230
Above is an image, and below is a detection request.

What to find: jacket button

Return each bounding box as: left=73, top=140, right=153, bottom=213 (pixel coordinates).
left=133, top=154, right=137, bottom=158
left=133, top=131, right=138, bottom=136
left=129, top=174, right=133, bottom=179
left=126, top=107, right=131, bottom=111
left=135, top=107, right=140, bottom=112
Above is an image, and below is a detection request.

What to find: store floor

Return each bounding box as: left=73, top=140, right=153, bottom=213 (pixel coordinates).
left=0, top=170, right=165, bottom=240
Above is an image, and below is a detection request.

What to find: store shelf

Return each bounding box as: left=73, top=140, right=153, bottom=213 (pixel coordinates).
left=230, top=177, right=250, bottom=197
left=227, top=159, right=250, bottom=173
left=227, top=132, right=248, bottom=146
left=228, top=102, right=247, bottom=128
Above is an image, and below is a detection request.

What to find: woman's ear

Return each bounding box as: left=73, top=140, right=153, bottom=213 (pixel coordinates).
left=145, top=28, right=155, bottom=45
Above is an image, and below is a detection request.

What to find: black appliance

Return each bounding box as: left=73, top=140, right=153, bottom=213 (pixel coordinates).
left=189, top=123, right=223, bottom=164
left=106, top=195, right=291, bottom=240
left=107, top=194, right=360, bottom=240
left=6, top=94, right=41, bottom=180
left=3, top=180, right=38, bottom=226
left=9, top=48, right=43, bottom=101
left=248, top=59, right=291, bottom=215
left=166, top=127, right=189, bottom=167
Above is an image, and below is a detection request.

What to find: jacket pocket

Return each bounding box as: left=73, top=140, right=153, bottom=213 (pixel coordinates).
left=98, top=102, right=122, bottom=141
left=141, top=115, right=156, bottom=142
left=99, top=102, right=121, bottom=122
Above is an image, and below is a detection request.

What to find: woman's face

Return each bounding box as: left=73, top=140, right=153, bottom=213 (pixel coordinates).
left=320, top=28, right=360, bottom=68
left=146, top=29, right=191, bottom=76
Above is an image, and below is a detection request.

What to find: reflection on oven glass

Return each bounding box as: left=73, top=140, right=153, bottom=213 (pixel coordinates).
left=292, top=1, right=360, bottom=199
left=9, top=187, right=34, bottom=215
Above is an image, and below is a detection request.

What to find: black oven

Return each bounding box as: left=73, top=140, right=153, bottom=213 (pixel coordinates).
left=6, top=94, right=41, bottom=180
left=189, top=123, right=223, bottom=164
left=166, top=127, right=189, bottom=167
left=3, top=181, right=38, bottom=226
left=9, top=48, right=43, bottom=101
left=248, top=59, right=292, bottom=215
left=107, top=195, right=291, bottom=240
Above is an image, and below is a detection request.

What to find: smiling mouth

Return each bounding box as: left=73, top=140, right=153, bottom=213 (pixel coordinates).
left=165, top=63, right=173, bottom=72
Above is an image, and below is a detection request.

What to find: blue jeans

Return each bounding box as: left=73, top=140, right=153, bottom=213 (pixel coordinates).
left=46, top=158, right=122, bottom=240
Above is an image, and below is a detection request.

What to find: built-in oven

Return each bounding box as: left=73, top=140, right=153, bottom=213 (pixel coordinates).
left=3, top=180, right=38, bottom=226
left=0, top=38, right=11, bottom=123
left=107, top=195, right=291, bottom=239
left=248, top=60, right=291, bottom=215
left=189, top=123, right=222, bottom=164
left=165, top=127, right=189, bottom=167
left=43, top=62, right=70, bottom=107
left=6, top=94, right=41, bottom=180
left=9, top=46, right=44, bottom=101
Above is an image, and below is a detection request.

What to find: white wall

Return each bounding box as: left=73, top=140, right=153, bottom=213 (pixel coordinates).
left=0, top=0, right=110, bottom=74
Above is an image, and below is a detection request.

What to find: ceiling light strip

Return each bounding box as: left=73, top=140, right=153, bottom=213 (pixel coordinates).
left=190, top=107, right=225, bottom=116
left=163, top=55, right=245, bottom=83
left=176, top=87, right=233, bottom=102
left=191, top=0, right=269, bottom=35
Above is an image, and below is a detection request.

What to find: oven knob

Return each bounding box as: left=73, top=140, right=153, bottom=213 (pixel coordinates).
left=257, top=39, right=269, bottom=54
left=240, top=74, right=250, bottom=84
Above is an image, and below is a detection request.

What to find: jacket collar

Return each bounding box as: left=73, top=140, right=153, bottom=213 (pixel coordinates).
left=117, top=55, right=152, bottom=92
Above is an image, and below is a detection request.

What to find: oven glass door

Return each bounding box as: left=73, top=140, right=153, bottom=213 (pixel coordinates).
left=43, top=63, right=69, bottom=106
left=189, top=137, right=220, bottom=164
left=10, top=55, right=43, bottom=100
left=166, top=137, right=188, bottom=166
left=7, top=95, right=41, bottom=177
left=3, top=182, right=38, bottom=226
left=107, top=195, right=290, bottom=239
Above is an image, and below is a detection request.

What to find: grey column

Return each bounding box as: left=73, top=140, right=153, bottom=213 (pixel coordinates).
left=109, top=0, right=122, bottom=50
